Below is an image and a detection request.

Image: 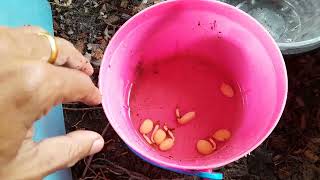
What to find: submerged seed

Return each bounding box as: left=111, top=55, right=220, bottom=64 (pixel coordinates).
left=213, top=129, right=231, bottom=142
left=154, top=129, right=167, bottom=145
left=159, top=138, right=174, bottom=151
left=197, top=140, right=214, bottom=155
left=143, top=134, right=153, bottom=144
left=176, top=108, right=181, bottom=118
left=167, top=129, right=175, bottom=141
left=220, top=83, right=234, bottom=98
left=139, top=119, right=154, bottom=134
left=151, top=124, right=160, bottom=143
left=209, top=138, right=217, bottom=150
left=178, top=111, right=196, bottom=125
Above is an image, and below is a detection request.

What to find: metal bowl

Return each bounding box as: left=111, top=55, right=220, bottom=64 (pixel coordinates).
left=219, top=0, right=320, bottom=54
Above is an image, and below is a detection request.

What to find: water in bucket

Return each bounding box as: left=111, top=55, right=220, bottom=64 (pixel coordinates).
left=129, top=54, right=245, bottom=160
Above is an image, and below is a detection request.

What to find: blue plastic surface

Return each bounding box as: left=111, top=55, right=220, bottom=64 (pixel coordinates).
left=0, top=0, right=72, bottom=180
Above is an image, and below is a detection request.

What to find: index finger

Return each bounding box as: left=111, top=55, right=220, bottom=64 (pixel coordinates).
left=55, top=38, right=94, bottom=76
left=46, top=64, right=101, bottom=105
left=4, top=62, right=102, bottom=126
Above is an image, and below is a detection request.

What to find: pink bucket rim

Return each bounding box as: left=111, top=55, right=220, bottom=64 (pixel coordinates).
left=99, top=0, right=288, bottom=170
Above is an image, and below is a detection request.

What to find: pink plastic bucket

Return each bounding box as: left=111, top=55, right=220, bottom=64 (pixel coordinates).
left=99, top=0, right=287, bottom=177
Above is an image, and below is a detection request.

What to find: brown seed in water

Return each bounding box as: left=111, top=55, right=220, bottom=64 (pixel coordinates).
left=209, top=138, right=217, bottom=150
left=178, top=112, right=196, bottom=125
left=220, top=83, right=234, bottom=98
left=175, top=108, right=181, bottom=118
left=197, top=140, right=214, bottom=155
left=167, top=129, right=175, bottom=141
left=159, top=138, right=174, bottom=151
left=139, top=119, right=154, bottom=134
left=154, top=129, right=167, bottom=145
left=213, top=129, right=231, bottom=142
left=143, top=134, right=153, bottom=144
left=151, top=124, right=160, bottom=143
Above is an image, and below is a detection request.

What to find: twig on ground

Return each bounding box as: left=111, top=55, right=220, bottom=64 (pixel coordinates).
left=100, top=123, right=110, bottom=137
left=63, top=107, right=103, bottom=111
left=71, top=111, right=88, bottom=128
left=80, top=175, right=96, bottom=180
left=94, top=172, right=101, bottom=179
left=83, top=158, right=98, bottom=177
left=119, top=151, right=128, bottom=157
left=91, top=159, right=150, bottom=180
left=82, top=123, right=110, bottom=178
left=99, top=168, right=107, bottom=179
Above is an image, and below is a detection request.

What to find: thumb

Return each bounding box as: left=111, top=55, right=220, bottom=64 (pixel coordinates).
left=34, top=130, right=104, bottom=176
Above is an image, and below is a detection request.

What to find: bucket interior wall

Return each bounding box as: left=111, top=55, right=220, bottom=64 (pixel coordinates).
left=100, top=1, right=287, bottom=169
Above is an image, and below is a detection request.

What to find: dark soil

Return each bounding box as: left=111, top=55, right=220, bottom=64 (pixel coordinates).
left=50, top=0, right=320, bottom=179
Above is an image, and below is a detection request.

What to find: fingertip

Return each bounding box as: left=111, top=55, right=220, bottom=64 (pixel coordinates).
left=92, top=88, right=102, bottom=104
left=82, top=87, right=102, bottom=105
left=49, top=65, right=100, bottom=105
left=82, top=63, right=94, bottom=76
left=76, top=55, right=94, bottom=75
left=89, top=137, right=104, bottom=155
left=68, top=130, right=104, bottom=155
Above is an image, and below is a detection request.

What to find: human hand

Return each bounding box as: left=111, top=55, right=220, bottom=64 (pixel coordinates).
left=0, top=27, right=104, bottom=180
left=0, top=26, right=94, bottom=75
left=0, top=61, right=104, bottom=180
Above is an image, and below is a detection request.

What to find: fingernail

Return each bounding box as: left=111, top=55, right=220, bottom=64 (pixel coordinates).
left=89, top=137, right=104, bottom=155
